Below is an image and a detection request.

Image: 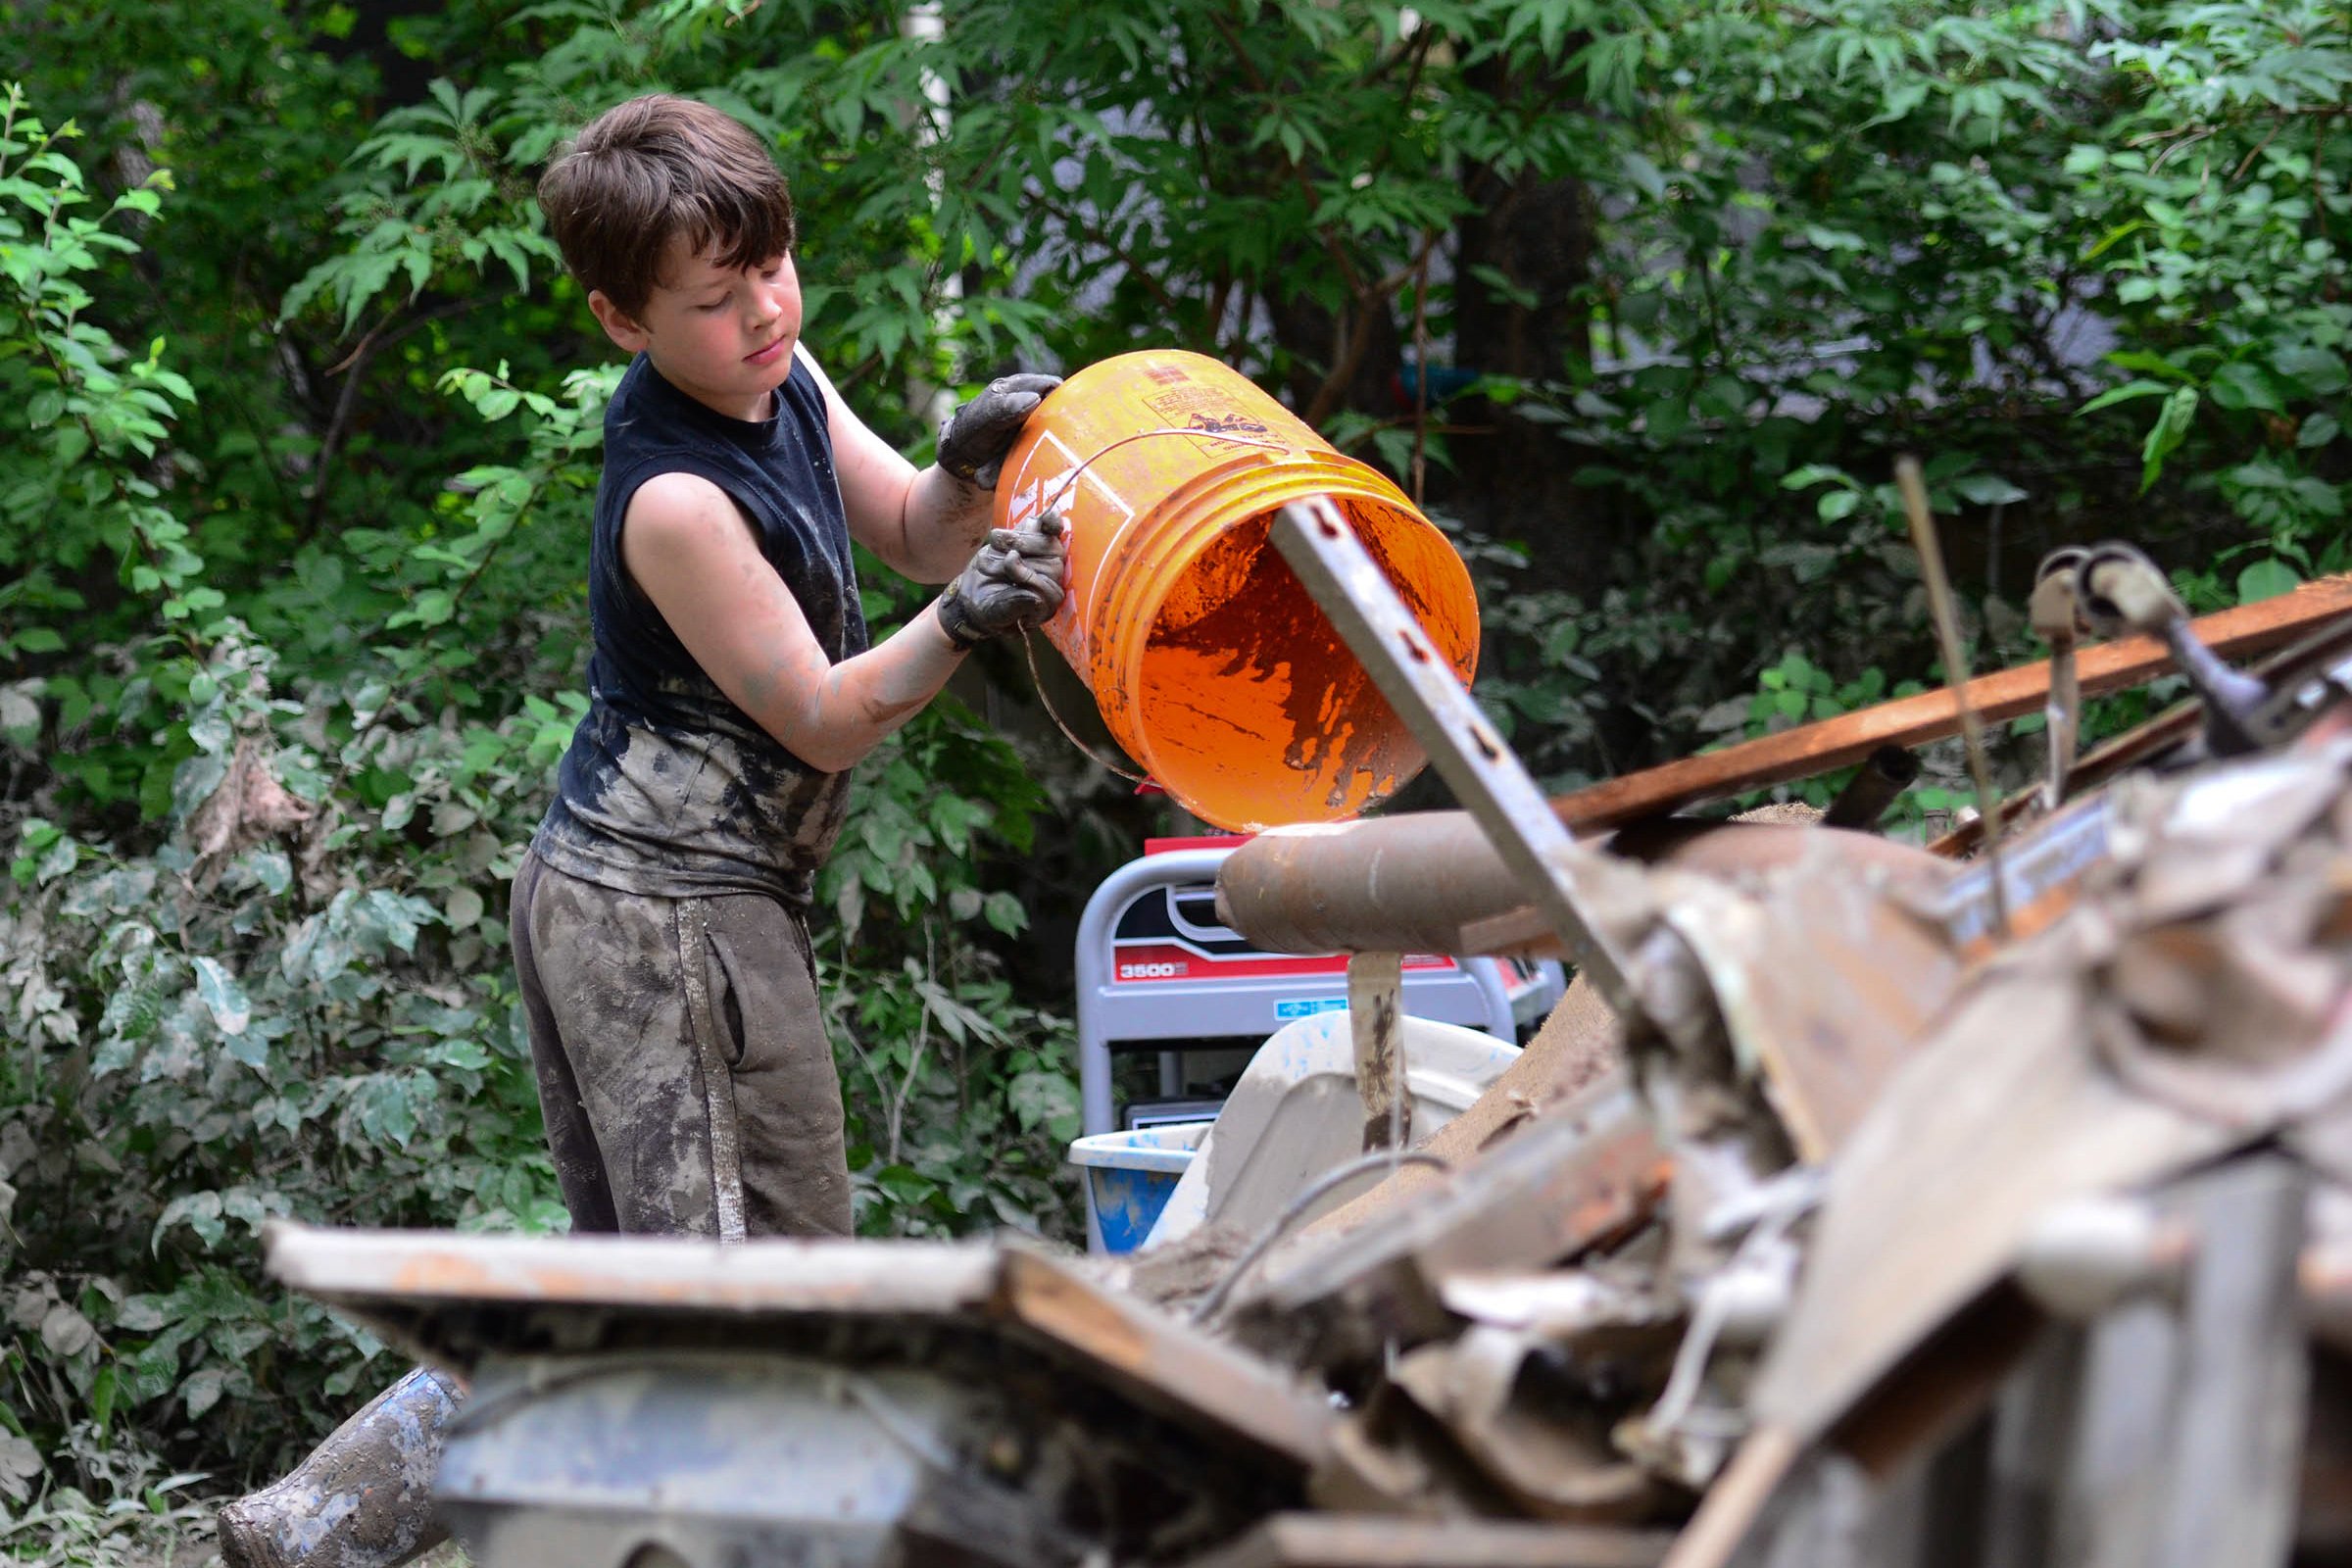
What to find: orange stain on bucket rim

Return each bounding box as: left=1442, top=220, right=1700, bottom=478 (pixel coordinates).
left=994, top=349, right=1480, bottom=832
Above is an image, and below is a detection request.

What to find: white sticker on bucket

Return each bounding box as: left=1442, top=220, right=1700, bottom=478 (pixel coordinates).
left=1005, top=477, right=1046, bottom=529
left=1039, top=429, right=1137, bottom=519
left=1014, top=466, right=1077, bottom=528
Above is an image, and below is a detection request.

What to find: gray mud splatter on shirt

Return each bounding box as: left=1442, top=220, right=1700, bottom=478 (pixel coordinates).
left=534, top=353, right=866, bottom=906
left=535, top=676, right=852, bottom=906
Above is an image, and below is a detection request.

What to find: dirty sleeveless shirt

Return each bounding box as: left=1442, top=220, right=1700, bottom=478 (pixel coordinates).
left=532, top=353, right=869, bottom=907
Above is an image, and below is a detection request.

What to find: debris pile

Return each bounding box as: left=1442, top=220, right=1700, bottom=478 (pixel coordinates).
left=1183, top=725, right=2352, bottom=1568
left=262, top=543, right=2352, bottom=1567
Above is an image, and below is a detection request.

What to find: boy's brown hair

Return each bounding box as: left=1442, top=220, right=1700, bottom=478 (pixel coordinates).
left=537, top=94, right=797, bottom=322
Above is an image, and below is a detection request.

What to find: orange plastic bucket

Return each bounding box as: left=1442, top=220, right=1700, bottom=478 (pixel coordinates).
left=994, top=349, right=1480, bottom=831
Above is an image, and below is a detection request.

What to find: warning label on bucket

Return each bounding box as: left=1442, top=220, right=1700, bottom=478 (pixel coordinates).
left=1143, top=387, right=1273, bottom=459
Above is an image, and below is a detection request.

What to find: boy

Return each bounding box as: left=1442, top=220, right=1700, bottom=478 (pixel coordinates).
left=514, top=92, right=1067, bottom=1243
left=217, top=92, right=1067, bottom=1567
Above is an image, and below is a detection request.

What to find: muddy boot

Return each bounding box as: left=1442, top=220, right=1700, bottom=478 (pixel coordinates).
left=216, top=1366, right=464, bottom=1568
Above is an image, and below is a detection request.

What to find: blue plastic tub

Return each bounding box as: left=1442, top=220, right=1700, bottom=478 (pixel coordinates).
left=1067, top=1122, right=1212, bottom=1254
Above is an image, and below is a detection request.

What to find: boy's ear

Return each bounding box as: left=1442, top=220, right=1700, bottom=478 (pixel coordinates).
left=587, top=290, right=652, bottom=354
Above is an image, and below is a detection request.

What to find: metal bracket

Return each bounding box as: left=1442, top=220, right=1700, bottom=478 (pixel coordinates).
left=1269, top=498, right=1646, bottom=1016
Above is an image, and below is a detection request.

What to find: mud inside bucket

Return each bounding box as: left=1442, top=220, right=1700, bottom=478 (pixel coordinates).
left=997, top=347, right=1480, bottom=831
left=1118, top=494, right=1477, bottom=831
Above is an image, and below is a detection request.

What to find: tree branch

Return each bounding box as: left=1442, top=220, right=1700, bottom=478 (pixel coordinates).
left=304, top=296, right=483, bottom=537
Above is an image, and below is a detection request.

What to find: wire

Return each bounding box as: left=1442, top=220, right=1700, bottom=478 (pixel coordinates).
left=1191, top=1149, right=1452, bottom=1326
left=1028, top=424, right=1290, bottom=531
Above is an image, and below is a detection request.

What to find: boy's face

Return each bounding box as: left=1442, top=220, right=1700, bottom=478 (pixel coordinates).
left=589, top=235, right=803, bottom=421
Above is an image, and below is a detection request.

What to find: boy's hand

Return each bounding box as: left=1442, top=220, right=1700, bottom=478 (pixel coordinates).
left=937, top=512, right=1069, bottom=650
left=937, top=373, right=1062, bottom=488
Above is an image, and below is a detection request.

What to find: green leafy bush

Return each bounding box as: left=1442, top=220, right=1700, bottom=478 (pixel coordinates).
left=0, top=55, right=1078, bottom=1513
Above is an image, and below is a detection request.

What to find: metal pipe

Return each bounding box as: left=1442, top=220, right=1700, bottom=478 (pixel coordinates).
left=1820, top=745, right=1921, bottom=831
left=1215, top=813, right=1948, bottom=958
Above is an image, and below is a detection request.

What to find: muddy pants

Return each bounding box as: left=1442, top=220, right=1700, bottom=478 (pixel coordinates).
left=510, top=849, right=854, bottom=1239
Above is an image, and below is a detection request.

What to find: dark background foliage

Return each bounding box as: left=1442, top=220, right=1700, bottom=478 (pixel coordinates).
left=0, top=0, right=2343, bottom=1544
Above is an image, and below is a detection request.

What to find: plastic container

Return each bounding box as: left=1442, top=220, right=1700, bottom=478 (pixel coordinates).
left=994, top=350, right=1480, bottom=832
left=1141, top=1010, right=1521, bottom=1251
left=1066, top=1120, right=1212, bottom=1254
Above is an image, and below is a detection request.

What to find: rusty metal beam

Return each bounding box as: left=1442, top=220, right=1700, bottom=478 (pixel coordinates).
left=1552, top=576, right=2352, bottom=834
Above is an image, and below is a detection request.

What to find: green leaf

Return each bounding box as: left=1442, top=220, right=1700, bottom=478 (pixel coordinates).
left=434, top=1040, right=492, bottom=1070
left=192, top=956, right=251, bottom=1036
left=90, top=1364, right=118, bottom=1435
left=1643, top=397, right=1690, bottom=444
left=2208, top=362, right=2283, bottom=414
left=181, top=1366, right=228, bottom=1420
left=1953, top=473, right=2028, bottom=506
left=1006, top=1069, right=1080, bottom=1143
left=1866, top=81, right=1930, bottom=126
left=983, top=891, right=1026, bottom=936
left=2270, top=344, right=2350, bottom=398
left=1781, top=465, right=1855, bottom=492
left=2140, top=387, right=2200, bottom=493
left=1619, top=151, right=1667, bottom=201
left=2236, top=560, right=2301, bottom=605
left=2104, top=351, right=2195, bottom=383
left=2076, top=379, right=2174, bottom=416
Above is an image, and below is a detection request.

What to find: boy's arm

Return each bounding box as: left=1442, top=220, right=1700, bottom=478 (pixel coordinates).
left=621, top=472, right=1061, bottom=774
left=801, top=346, right=1056, bottom=584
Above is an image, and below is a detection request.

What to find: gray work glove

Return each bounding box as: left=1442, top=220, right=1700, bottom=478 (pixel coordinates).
left=937, top=372, right=1062, bottom=488
left=936, top=511, right=1069, bottom=651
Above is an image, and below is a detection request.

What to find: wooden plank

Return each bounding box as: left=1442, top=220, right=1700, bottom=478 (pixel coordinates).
left=1654, top=1425, right=1803, bottom=1568
left=267, top=1224, right=1336, bottom=1472
left=1552, top=577, right=2352, bottom=833
left=2047, top=1296, right=2180, bottom=1568
left=1931, top=610, right=2352, bottom=858
left=990, top=1249, right=1335, bottom=1470
left=1237, top=1078, right=1668, bottom=1370
left=1178, top=1513, right=1674, bottom=1568
left=1981, top=1326, right=2089, bottom=1568
left=1660, top=864, right=1961, bottom=1163
left=1747, top=972, right=2241, bottom=1445
left=265, top=1222, right=1003, bottom=1316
